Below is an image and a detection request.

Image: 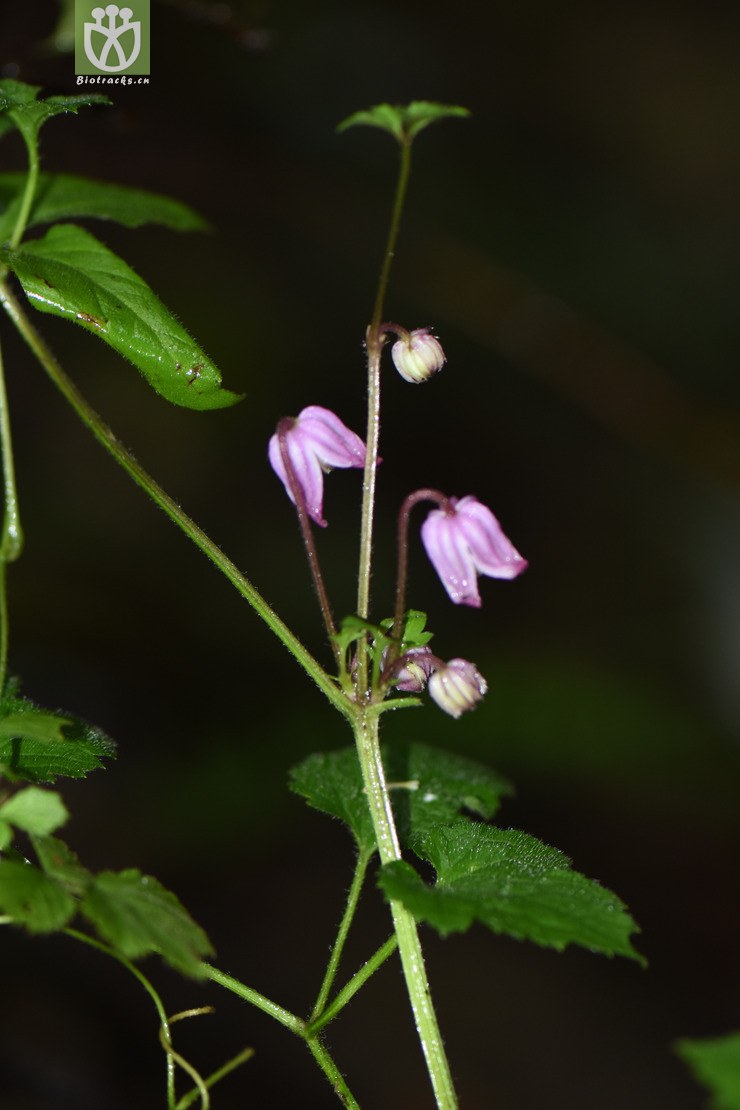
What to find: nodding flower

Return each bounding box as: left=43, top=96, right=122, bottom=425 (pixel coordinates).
left=268, top=406, right=367, bottom=527
left=421, top=495, right=527, bottom=607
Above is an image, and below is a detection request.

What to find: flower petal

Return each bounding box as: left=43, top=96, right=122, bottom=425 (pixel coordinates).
left=453, top=496, right=528, bottom=580
left=421, top=508, right=481, bottom=607
left=297, top=406, right=367, bottom=470
left=268, top=428, right=327, bottom=526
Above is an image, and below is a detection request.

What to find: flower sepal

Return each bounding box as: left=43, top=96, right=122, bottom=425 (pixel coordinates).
left=421, top=494, right=527, bottom=607
left=268, top=405, right=367, bottom=527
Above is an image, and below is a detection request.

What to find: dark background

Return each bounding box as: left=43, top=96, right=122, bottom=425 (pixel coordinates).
left=2, top=1, right=740, bottom=1106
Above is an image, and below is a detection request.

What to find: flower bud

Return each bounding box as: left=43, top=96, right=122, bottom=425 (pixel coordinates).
left=390, top=646, right=436, bottom=693
left=428, top=658, right=487, bottom=718
left=391, top=328, right=446, bottom=384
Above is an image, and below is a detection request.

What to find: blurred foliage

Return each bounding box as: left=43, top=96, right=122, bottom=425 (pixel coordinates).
left=678, top=1032, right=740, bottom=1110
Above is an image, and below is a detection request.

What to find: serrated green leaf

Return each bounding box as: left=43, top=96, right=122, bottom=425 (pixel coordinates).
left=289, top=741, right=512, bottom=853
left=677, top=1032, right=740, bottom=1110
left=384, top=742, right=512, bottom=841
left=338, top=101, right=470, bottom=144
left=0, top=787, right=68, bottom=836
left=81, top=869, right=214, bottom=977
left=0, top=79, right=108, bottom=145
left=0, top=79, right=43, bottom=111
left=379, top=822, right=643, bottom=962
left=0, top=172, right=208, bottom=244
left=0, top=819, right=11, bottom=850
left=1, top=224, right=240, bottom=410
left=290, top=747, right=375, bottom=853
left=0, top=693, right=115, bottom=783
left=0, top=858, right=75, bottom=931
left=33, top=835, right=92, bottom=895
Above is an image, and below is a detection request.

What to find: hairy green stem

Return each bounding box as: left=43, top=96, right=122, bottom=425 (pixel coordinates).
left=0, top=282, right=349, bottom=719
left=307, top=934, right=398, bottom=1036
left=8, top=128, right=39, bottom=251
left=0, top=562, right=7, bottom=698
left=311, top=847, right=372, bottom=1021
left=202, top=963, right=305, bottom=1035
left=0, top=337, right=22, bottom=564
left=204, top=963, right=359, bottom=1107
left=63, top=928, right=177, bottom=1106
left=59, top=937, right=272, bottom=1108
left=355, top=138, right=412, bottom=695
left=176, top=1047, right=255, bottom=1110
left=305, top=1037, right=360, bottom=1110
left=369, top=138, right=412, bottom=337
left=0, top=334, right=23, bottom=695
left=351, top=132, right=457, bottom=1107
left=162, top=1027, right=210, bottom=1110
left=353, top=711, right=457, bottom=1109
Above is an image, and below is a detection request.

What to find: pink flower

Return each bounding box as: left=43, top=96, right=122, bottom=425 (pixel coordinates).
left=420, top=495, right=527, bottom=607
left=428, top=658, right=488, bottom=718
left=268, top=406, right=366, bottom=527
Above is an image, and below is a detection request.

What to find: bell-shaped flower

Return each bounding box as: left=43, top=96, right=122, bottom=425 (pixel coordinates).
left=428, top=658, right=487, bottom=718
left=268, top=405, right=366, bottom=527
left=421, top=495, right=527, bottom=607
left=391, top=328, right=446, bottom=384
